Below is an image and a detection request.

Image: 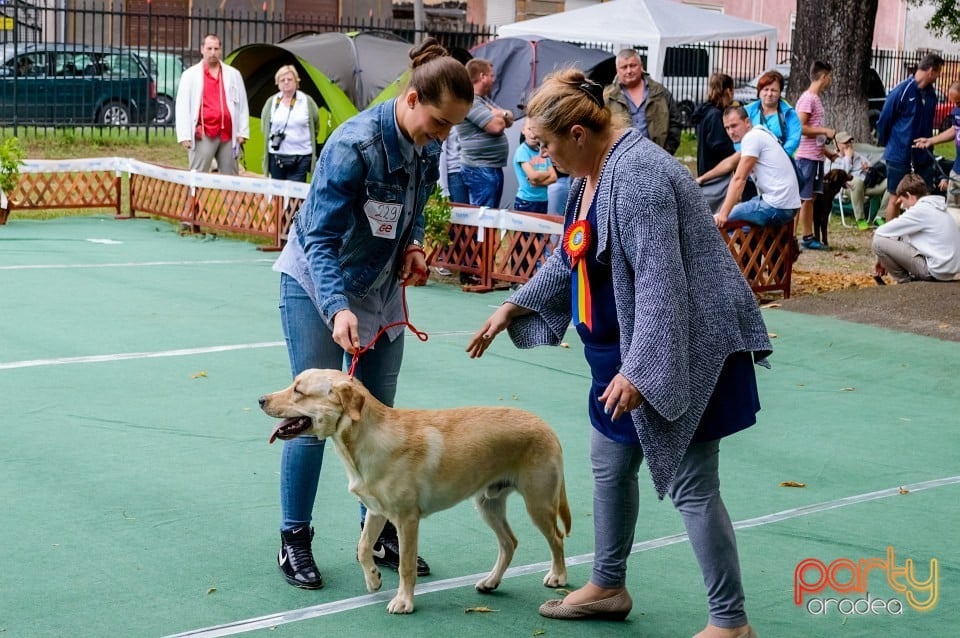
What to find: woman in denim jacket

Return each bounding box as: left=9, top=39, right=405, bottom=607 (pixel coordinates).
left=270, top=38, right=473, bottom=590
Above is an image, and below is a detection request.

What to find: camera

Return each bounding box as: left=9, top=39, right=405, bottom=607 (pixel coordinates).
left=269, top=131, right=285, bottom=151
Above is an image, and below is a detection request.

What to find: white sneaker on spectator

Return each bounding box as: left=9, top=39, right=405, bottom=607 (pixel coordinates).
left=435, top=267, right=452, bottom=276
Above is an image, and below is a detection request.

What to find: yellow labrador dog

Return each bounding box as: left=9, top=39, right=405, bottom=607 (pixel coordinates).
left=260, top=368, right=570, bottom=614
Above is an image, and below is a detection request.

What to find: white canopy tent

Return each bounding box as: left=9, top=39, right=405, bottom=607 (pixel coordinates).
left=496, top=0, right=778, bottom=82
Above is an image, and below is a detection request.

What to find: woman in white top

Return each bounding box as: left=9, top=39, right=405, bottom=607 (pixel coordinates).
left=260, top=65, right=321, bottom=182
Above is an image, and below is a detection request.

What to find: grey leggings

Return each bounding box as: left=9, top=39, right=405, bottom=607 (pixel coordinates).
left=589, top=429, right=747, bottom=628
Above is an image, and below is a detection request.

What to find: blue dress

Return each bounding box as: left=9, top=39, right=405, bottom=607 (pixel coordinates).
left=571, top=189, right=761, bottom=446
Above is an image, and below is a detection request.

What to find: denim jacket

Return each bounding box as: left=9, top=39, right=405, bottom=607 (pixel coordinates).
left=282, top=99, right=440, bottom=325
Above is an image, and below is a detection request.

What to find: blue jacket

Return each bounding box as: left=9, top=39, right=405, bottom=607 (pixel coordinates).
left=877, top=77, right=937, bottom=166
left=292, top=99, right=439, bottom=324
left=744, top=98, right=802, bottom=157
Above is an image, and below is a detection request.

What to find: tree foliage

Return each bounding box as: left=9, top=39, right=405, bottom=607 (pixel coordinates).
left=790, top=0, right=880, bottom=141
left=908, top=0, right=960, bottom=40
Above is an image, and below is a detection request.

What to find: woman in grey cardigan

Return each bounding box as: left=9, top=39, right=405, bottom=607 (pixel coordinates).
left=467, top=70, right=770, bottom=638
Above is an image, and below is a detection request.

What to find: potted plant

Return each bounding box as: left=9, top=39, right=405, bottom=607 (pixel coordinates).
left=0, top=137, right=26, bottom=225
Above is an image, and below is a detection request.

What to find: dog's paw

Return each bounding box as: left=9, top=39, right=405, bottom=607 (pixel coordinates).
left=363, top=567, right=382, bottom=592
left=474, top=576, right=501, bottom=593
left=543, top=570, right=567, bottom=588
left=387, top=595, right=415, bottom=614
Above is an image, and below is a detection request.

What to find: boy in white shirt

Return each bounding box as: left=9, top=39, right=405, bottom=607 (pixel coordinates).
left=873, top=173, right=960, bottom=283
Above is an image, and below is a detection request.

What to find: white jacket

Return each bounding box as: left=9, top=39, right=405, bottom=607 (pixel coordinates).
left=175, top=61, right=250, bottom=146
left=875, top=195, right=960, bottom=280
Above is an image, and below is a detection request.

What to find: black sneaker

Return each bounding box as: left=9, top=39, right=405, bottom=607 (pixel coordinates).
left=372, top=536, right=431, bottom=576
left=278, top=526, right=323, bottom=589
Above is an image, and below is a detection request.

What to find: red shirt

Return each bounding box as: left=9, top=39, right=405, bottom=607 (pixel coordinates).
left=197, top=65, right=233, bottom=142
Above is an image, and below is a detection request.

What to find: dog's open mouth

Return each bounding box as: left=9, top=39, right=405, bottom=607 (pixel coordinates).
left=269, top=416, right=312, bottom=444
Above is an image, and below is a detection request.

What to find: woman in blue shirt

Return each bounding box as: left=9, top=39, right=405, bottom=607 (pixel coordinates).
left=743, top=70, right=802, bottom=157
left=270, top=37, right=473, bottom=591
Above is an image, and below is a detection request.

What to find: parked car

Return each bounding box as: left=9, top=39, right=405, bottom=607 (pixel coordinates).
left=135, top=49, right=185, bottom=124
left=931, top=88, right=957, bottom=133
left=0, top=44, right=157, bottom=125
left=658, top=46, right=713, bottom=128
left=732, top=63, right=792, bottom=105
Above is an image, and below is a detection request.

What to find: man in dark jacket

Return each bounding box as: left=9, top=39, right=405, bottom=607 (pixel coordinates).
left=875, top=52, right=943, bottom=221
left=604, top=49, right=682, bottom=155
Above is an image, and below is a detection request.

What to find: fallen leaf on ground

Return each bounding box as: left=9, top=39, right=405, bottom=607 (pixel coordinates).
left=192, top=371, right=207, bottom=379
left=780, top=481, right=807, bottom=488
left=464, top=606, right=498, bottom=613
left=899, top=486, right=910, bottom=495
left=768, top=332, right=778, bottom=338
left=560, top=342, right=570, bottom=348
left=841, top=387, right=855, bottom=392
left=761, top=302, right=782, bottom=309
left=207, top=587, right=217, bottom=594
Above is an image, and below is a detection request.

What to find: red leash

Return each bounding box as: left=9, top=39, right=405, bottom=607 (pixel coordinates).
left=347, top=266, right=428, bottom=377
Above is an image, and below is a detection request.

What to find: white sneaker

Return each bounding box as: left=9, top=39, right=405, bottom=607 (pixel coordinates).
left=435, top=267, right=452, bottom=276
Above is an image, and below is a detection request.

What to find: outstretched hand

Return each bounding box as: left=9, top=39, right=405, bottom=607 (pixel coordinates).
left=466, top=304, right=520, bottom=359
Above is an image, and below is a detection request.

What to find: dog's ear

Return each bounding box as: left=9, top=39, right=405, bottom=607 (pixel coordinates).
left=332, top=380, right=365, bottom=422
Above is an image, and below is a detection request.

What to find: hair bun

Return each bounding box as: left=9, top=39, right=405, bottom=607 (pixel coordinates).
left=410, top=37, right=449, bottom=69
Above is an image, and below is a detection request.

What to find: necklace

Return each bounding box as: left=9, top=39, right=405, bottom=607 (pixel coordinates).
left=572, top=131, right=626, bottom=221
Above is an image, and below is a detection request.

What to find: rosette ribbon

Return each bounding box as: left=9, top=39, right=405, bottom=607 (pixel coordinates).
left=563, top=219, right=593, bottom=331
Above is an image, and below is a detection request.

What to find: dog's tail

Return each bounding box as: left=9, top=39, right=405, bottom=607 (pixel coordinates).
left=558, top=478, right=572, bottom=537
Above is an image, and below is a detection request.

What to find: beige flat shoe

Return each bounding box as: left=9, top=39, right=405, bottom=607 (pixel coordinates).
left=693, top=625, right=757, bottom=638
left=538, top=589, right=632, bottom=621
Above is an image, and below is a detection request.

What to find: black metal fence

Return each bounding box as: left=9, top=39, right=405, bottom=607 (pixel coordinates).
left=0, top=1, right=496, bottom=137
left=4, top=1, right=960, bottom=139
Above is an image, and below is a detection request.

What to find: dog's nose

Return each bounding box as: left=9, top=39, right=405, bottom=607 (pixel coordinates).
left=258, top=396, right=266, bottom=408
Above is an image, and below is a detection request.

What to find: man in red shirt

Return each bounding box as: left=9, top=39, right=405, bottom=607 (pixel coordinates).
left=175, top=34, right=250, bottom=174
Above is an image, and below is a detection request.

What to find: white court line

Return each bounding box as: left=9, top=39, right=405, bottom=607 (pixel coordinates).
left=0, top=258, right=273, bottom=271
left=0, top=332, right=482, bottom=371
left=165, top=475, right=960, bottom=638
left=0, top=343, right=284, bottom=370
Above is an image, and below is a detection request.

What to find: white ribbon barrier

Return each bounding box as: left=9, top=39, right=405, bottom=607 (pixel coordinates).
left=451, top=205, right=563, bottom=240
left=17, top=159, right=563, bottom=237
left=20, top=157, right=312, bottom=200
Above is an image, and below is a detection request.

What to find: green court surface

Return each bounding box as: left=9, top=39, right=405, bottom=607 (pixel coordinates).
left=1, top=216, right=957, bottom=638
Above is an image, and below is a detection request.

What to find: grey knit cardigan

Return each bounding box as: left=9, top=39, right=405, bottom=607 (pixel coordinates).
left=506, top=129, right=773, bottom=498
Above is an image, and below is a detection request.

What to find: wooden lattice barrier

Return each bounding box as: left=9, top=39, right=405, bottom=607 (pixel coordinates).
left=129, top=171, right=291, bottom=250
left=130, top=172, right=191, bottom=221
left=719, top=219, right=798, bottom=298
left=2, top=170, right=121, bottom=221
left=429, top=211, right=562, bottom=292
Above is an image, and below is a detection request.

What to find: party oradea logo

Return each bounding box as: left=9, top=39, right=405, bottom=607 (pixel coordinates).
left=794, top=546, right=938, bottom=616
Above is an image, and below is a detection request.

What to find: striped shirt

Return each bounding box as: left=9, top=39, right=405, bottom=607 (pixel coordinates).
left=795, top=90, right=827, bottom=161
left=456, top=95, right=509, bottom=167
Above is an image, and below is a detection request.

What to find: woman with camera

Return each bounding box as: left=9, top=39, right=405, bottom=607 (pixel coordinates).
left=260, top=65, right=321, bottom=182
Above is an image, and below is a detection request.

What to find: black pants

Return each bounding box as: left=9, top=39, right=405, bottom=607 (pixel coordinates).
left=268, top=153, right=311, bottom=182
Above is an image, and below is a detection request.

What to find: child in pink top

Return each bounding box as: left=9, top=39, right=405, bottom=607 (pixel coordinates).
left=794, top=61, right=837, bottom=250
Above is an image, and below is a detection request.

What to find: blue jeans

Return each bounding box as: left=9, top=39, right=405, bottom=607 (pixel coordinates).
left=547, top=176, right=571, bottom=215
left=513, top=197, right=548, bottom=213
left=728, top=197, right=796, bottom=227
left=278, top=274, right=404, bottom=531
left=460, top=165, right=504, bottom=207
left=447, top=170, right=469, bottom=205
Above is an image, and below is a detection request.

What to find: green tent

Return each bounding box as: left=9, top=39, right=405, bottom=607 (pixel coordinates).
left=227, top=32, right=413, bottom=176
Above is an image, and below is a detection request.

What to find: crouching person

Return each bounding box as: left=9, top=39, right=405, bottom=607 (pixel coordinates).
left=873, top=173, right=960, bottom=283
